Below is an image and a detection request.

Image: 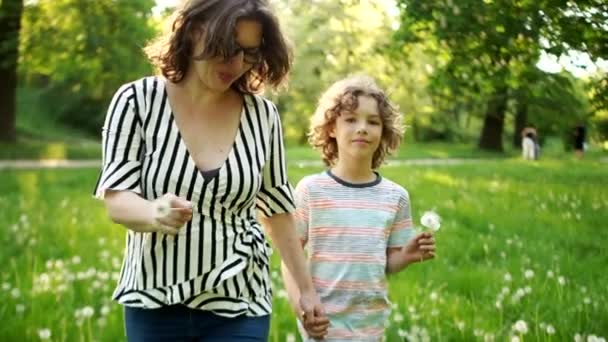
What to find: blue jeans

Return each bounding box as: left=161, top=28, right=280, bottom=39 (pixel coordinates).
left=124, top=305, right=270, bottom=341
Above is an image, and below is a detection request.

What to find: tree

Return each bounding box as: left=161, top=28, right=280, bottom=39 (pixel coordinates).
left=272, top=0, right=434, bottom=145
left=19, top=0, right=156, bottom=133
left=395, top=0, right=608, bottom=151
left=0, top=0, right=24, bottom=142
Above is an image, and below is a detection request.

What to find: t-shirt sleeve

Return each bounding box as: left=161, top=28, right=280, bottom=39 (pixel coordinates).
left=93, top=83, right=144, bottom=199
left=256, top=101, right=296, bottom=217
left=388, top=188, right=415, bottom=247
left=293, top=179, right=310, bottom=245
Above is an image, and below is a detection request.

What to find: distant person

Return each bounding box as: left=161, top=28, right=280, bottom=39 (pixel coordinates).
left=93, top=0, right=327, bottom=340
left=522, top=131, right=536, bottom=160
left=521, top=127, right=539, bottom=160
left=281, top=75, right=436, bottom=341
left=574, top=122, right=586, bottom=159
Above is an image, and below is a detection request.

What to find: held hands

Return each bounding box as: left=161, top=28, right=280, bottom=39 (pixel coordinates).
left=140, top=194, right=193, bottom=235
left=402, top=232, right=436, bottom=265
left=299, top=290, right=330, bottom=340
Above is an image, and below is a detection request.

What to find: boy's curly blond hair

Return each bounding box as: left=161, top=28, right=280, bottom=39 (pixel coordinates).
left=308, top=75, right=404, bottom=169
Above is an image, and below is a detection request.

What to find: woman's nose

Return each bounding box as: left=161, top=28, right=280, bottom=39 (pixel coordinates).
left=228, top=51, right=245, bottom=69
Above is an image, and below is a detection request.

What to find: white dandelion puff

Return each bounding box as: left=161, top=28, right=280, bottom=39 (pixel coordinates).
left=512, top=320, right=528, bottom=334
left=37, top=329, right=51, bottom=340
left=420, top=211, right=441, bottom=231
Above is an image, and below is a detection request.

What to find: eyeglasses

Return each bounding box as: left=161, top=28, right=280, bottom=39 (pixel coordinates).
left=227, top=44, right=263, bottom=65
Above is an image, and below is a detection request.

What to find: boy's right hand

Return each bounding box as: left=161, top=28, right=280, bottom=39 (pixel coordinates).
left=299, top=291, right=330, bottom=340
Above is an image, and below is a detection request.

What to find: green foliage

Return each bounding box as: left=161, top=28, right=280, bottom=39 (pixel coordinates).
left=271, top=0, right=434, bottom=145
left=18, top=0, right=157, bottom=133
left=394, top=0, right=608, bottom=148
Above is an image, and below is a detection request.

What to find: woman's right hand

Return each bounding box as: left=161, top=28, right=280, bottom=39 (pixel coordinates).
left=140, top=194, right=193, bottom=235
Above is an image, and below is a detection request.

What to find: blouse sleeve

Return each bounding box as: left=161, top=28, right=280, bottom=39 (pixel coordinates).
left=256, top=102, right=296, bottom=217
left=93, top=83, right=144, bottom=199
left=388, top=189, right=415, bottom=247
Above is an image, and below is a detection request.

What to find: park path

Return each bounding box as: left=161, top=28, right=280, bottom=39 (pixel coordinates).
left=0, top=158, right=490, bottom=170
left=1, top=157, right=605, bottom=170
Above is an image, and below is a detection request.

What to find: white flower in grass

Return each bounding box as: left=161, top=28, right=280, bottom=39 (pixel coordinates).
left=524, top=286, right=532, bottom=294
left=81, top=306, right=94, bottom=318
left=276, top=289, right=287, bottom=299
left=420, top=211, right=441, bottom=231
left=2, top=282, right=10, bottom=291
left=97, top=317, right=107, bottom=327
left=584, top=297, right=591, bottom=304
left=546, top=324, right=555, bottom=335
left=16, top=304, right=25, bottom=314
left=504, top=273, right=512, bottom=282
left=456, top=321, right=465, bottom=331
left=397, top=328, right=407, bottom=338
left=558, top=276, right=566, bottom=286
left=393, top=312, right=404, bottom=322
left=512, top=320, right=528, bottom=334
left=574, top=333, right=583, bottom=342
left=547, top=270, right=555, bottom=278
left=10, top=288, right=20, bottom=299
left=430, top=292, right=438, bottom=301
left=100, top=306, right=110, bottom=316
left=285, top=332, right=296, bottom=342
left=511, top=336, right=521, bottom=342
left=524, top=269, right=534, bottom=279
left=37, top=329, right=51, bottom=340
left=495, top=301, right=502, bottom=309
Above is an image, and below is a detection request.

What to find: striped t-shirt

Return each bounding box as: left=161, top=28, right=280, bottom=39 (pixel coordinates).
left=294, top=171, right=414, bottom=341
left=93, top=76, right=295, bottom=317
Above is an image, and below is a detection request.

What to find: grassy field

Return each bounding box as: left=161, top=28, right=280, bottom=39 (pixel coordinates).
left=0, top=158, right=606, bottom=341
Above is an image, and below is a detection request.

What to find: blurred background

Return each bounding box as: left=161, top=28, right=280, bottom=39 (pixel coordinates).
left=1, top=1, right=607, bottom=341
left=1, top=0, right=607, bottom=159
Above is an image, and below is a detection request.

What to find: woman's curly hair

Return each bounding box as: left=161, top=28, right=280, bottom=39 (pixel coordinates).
left=144, top=0, right=292, bottom=94
left=309, top=75, right=404, bottom=169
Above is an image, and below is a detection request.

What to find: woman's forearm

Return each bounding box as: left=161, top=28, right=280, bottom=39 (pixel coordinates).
left=262, top=213, right=314, bottom=294
left=103, top=190, right=156, bottom=229
left=281, top=261, right=303, bottom=317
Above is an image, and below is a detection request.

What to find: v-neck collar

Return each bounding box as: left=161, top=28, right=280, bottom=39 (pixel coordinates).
left=157, top=76, right=249, bottom=183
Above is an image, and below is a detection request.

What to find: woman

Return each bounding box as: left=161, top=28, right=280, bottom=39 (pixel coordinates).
left=93, top=0, right=328, bottom=340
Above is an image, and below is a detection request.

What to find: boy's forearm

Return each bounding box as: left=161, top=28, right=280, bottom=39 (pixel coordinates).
left=386, top=249, right=414, bottom=274
left=262, top=213, right=315, bottom=294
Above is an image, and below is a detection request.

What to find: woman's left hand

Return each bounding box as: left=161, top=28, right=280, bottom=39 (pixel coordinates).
left=299, top=290, right=330, bottom=340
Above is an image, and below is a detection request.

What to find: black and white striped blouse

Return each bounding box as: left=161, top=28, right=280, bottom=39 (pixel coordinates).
left=93, top=76, right=295, bottom=317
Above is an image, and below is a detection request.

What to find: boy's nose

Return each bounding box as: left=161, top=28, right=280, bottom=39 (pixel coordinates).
left=356, top=125, right=367, bottom=134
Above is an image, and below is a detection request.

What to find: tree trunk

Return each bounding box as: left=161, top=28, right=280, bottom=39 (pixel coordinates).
left=513, top=100, right=528, bottom=148
left=0, top=0, right=25, bottom=143
left=478, top=89, right=508, bottom=152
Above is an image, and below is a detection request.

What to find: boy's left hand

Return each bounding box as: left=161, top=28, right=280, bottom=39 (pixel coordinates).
left=402, top=232, right=436, bottom=264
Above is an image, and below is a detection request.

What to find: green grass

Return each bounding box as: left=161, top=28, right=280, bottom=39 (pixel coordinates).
left=1, top=158, right=606, bottom=341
